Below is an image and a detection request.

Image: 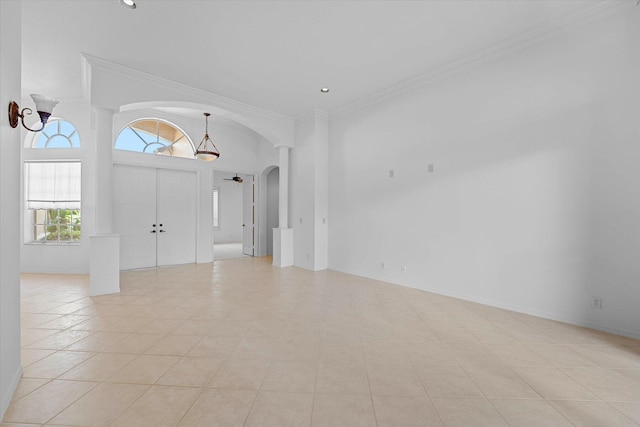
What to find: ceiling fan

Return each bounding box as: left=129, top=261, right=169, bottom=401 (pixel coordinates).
left=224, top=173, right=243, bottom=184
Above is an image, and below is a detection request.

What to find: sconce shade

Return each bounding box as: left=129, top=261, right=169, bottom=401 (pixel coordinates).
left=30, top=94, right=59, bottom=115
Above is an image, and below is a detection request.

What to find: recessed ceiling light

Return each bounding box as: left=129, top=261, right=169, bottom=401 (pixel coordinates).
left=120, top=0, right=136, bottom=9
left=320, top=87, right=330, bottom=93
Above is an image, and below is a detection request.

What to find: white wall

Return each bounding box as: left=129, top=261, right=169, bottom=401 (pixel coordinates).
left=329, top=7, right=640, bottom=338
left=0, top=0, right=23, bottom=417
left=266, top=168, right=279, bottom=256
left=213, top=171, right=243, bottom=244
left=291, top=110, right=329, bottom=270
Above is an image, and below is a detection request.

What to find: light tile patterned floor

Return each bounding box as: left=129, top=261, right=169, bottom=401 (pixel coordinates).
left=3, top=256, right=640, bottom=426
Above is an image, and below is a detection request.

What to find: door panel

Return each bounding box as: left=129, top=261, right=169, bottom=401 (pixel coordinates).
left=156, top=169, right=197, bottom=266
left=242, top=174, right=254, bottom=256
left=114, top=165, right=157, bottom=270
left=114, top=166, right=197, bottom=270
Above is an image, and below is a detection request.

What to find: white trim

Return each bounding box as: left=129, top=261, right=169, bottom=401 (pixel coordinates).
left=0, top=366, right=22, bottom=420
left=331, top=0, right=631, bottom=118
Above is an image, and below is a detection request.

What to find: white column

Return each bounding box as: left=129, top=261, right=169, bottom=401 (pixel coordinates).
left=94, top=107, right=115, bottom=234
left=89, top=107, right=120, bottom=296
left=278, top=146, right=289, bottom=228
left=273, top=145, right=293, bottom=267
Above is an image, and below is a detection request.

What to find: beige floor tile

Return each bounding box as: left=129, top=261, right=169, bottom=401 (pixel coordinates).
left=101, top=317, right=155, bottom=333
left=64, top=331, right=129, bottom=352
left=187, top=336, right=240, bottom=357
left=550, top=400, right=638, bottom=427
left=20, top=329, right=59, bottom=347
left=431, top=397, right=508, bottom=427
left=415, top=364, right=484, bottom=398
left=231, top=337, right=279, bottom=360
left=367, top=363, right=425, bottom=396
left=208, top=358, right=271, bottom=390
left=59, top=353, right=137, bottom=382
left=144, top=334, right=202, bottom=356
left=48, top=382, right=148, bottom=427
left=491, top=398, right=573, bottom=426
left=513, top=366, right=597, bottom=400
left=320, top=341, right=364, bottom=364
left=362, top=340, right=411, bottom=365
left=177, top=389, right=256, bottom=426
left=609, top=402, right=640, bottom=425
left=37, top=314, right=92, bottom=330
left=157, top=356, right=224, bottom=387
left=110, top=385, right=201, bottom=427
left=529, top=344, right=597, bottom=367
left=105, top=354, right=180, bottom=384
left=403, top=341, right=457, bottom=365
left=22, top=350, right=95, bottom=379
left=315, top=361, right=370, bottom=395
left=20, top=348, right=55, bottom=368
left=10, top=378, right=49, bottom=401
left=563, top=367, right=640, bottom=401
left=261, top=360, right=318, bottom=393
left=245, top=391, right=314, bottom=427
left=485, top=343, right=552, bottom=367
left=3, top=380, right=97, bottom=424
left=274, top=338, right=320, bottom=361
left=372, top=395, right=443, bottom=427
left=141, top=318, right=187, bottom=335
left=25, top=330, right=92, bottom=350
left=462, top=365, right=540, bottom=399
left=21, top=313, right=63, bottom=328
left=445, top=342, right=506, bottom=367
left=311, top=393, right=377, bottom=427
left=102, top=333, right=164, bottom=353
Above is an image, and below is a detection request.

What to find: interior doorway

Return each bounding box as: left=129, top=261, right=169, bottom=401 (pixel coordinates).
left=213, top=171, right=255, bottom=260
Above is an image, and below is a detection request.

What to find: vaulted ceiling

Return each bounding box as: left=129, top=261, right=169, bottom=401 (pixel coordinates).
left=22, top=0, right=602, bottom=116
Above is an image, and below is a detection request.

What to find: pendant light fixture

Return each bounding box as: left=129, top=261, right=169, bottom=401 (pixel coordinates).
left=194, top=112, right=220, bottom=161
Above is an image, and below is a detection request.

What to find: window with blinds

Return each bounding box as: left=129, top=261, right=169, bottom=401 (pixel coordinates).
left=25, top=161, right=81, bottom=243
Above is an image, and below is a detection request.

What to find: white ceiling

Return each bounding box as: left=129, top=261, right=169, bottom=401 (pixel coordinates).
left=22, top=0, right=602, bottom=117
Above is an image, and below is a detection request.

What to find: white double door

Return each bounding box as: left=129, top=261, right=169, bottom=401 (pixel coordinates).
left=114, top=165, right=197, bottom=270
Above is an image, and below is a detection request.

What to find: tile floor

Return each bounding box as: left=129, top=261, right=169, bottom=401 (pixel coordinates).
left=3, top=256, right=640, bottom=426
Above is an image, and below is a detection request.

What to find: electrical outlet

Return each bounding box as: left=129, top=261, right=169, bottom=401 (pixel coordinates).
left=428, top=164, right=435, bottom=173
left=591, top=297, right=603, bottom=309
left=389, top=170, right=394, bottom=178
left=380, top=262, right=385, bottom=270
left=401, top=266, right=407, bottom=273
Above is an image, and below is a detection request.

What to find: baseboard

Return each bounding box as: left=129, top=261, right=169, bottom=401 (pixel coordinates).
left=0, top=365, right=22, bottom=420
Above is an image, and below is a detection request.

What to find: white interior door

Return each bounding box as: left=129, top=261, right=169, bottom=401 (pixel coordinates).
left=156, top=169, right=197, bottom=266
left=114, top=165, right=158, bottom=270
left=242, top=174, right=255, bottom=256
left=114, top=165, right=197, bottom=270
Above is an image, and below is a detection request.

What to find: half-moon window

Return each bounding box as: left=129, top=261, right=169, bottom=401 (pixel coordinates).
left=32, top=119, right=80, bottom=148
left=115, top=119, right=194, bottom=159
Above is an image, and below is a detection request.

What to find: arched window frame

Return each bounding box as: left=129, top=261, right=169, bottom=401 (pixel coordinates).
left=30, top=118, right=81, bottom=148
left=114, top=118, right=195, bottom=159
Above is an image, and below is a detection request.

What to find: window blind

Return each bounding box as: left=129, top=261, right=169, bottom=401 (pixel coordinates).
left=25, top=161, right=81, bottom=209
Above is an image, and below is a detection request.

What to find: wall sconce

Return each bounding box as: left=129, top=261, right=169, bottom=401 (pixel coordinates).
left=8, top=94, right=59, bottom=132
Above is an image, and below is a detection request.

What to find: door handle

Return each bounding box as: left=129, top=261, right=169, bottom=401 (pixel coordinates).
left=150, top=230, right=156, bottom=233
left=152, top=224, right=156, bottom=227
left=159, top=230, right=166, bottom=233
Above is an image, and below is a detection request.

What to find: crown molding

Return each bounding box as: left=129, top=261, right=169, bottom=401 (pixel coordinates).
left=81, top=53, right=293, bottom=125
left=330, top=0, right=631, bottom=119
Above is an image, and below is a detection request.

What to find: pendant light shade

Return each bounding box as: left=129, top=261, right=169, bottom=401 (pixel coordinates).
left=195, top=113, right=220, bottom=161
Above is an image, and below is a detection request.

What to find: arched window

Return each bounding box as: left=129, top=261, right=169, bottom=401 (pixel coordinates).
left=32, top=119, right=80, bottom=148
left=115, top=119, right=195, bottom=159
